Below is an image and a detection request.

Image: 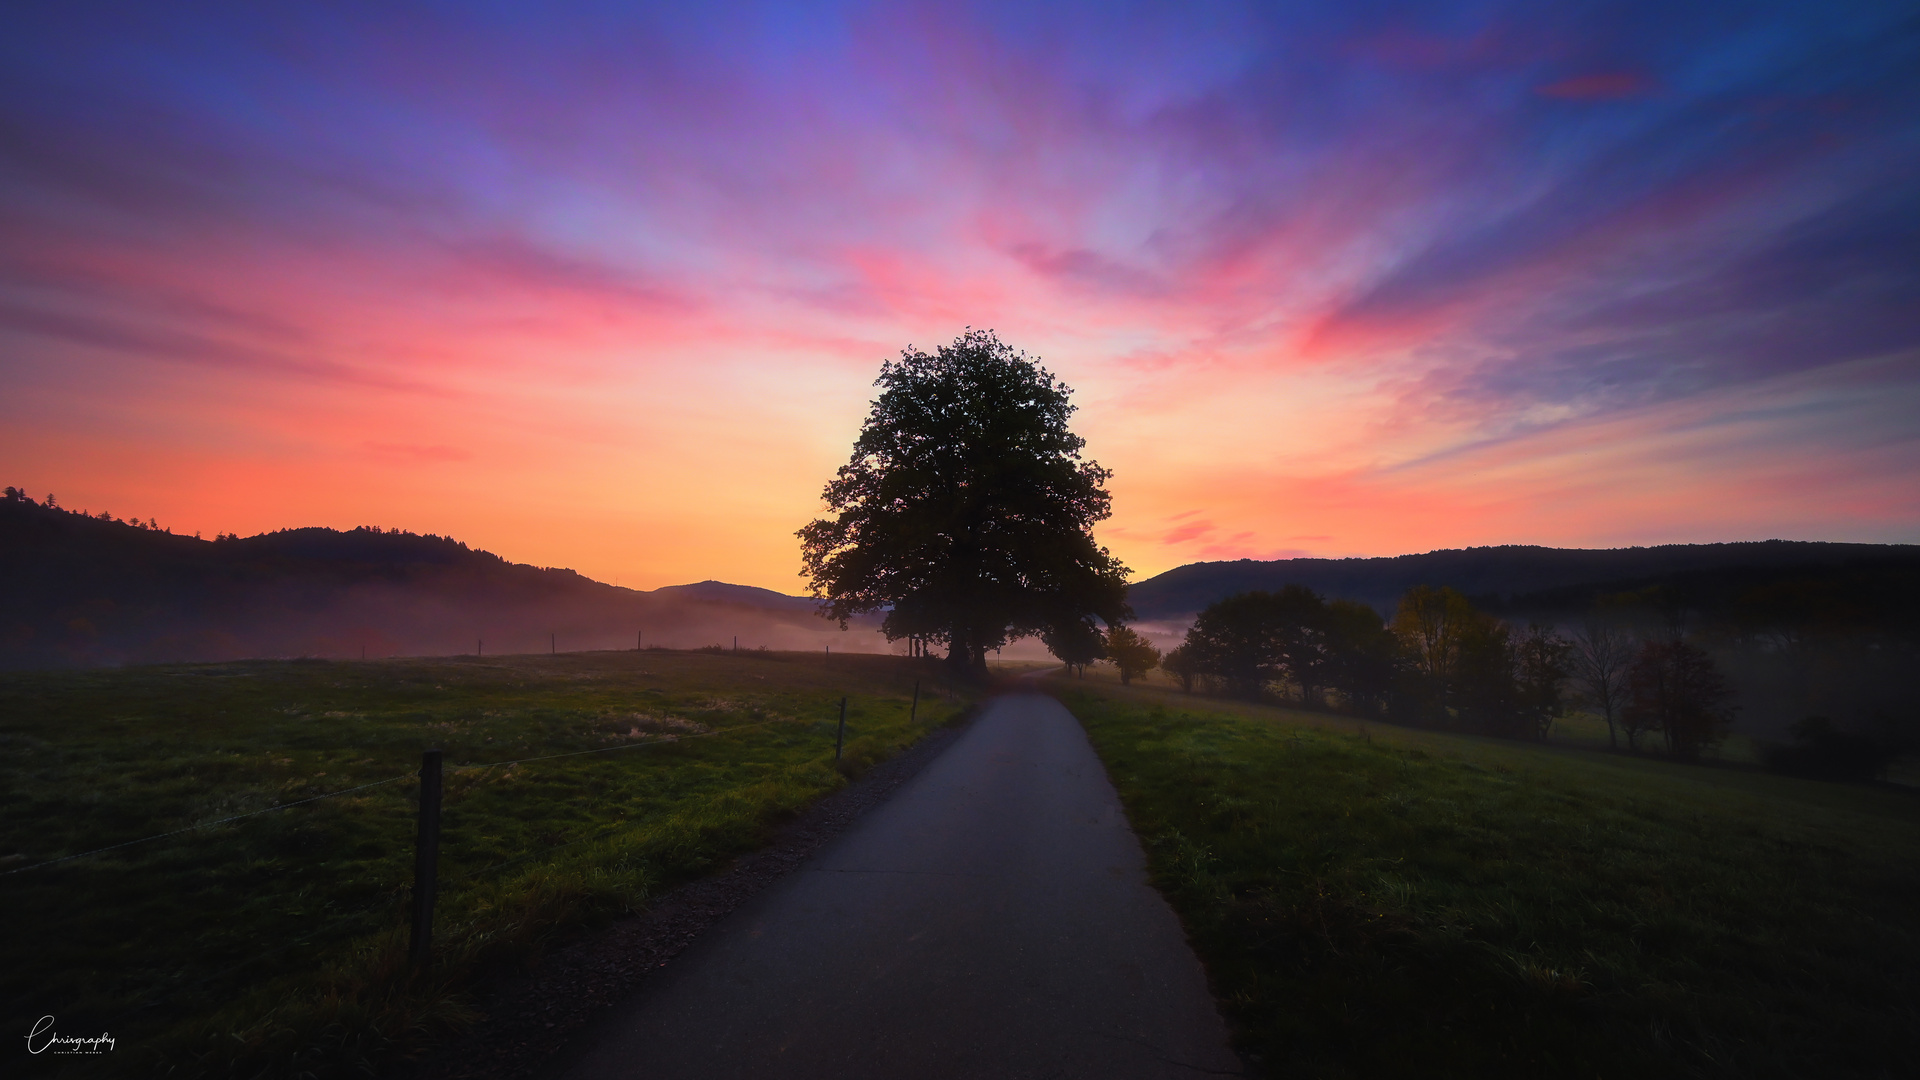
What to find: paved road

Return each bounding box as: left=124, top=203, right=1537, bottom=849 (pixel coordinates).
left=559, top=692, right=1243, bottom=1080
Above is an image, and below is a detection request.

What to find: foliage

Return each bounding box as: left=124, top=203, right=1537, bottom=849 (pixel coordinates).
left=1321, top=599, right=1397, bottom=717
left=1384, top=589, right=1570, bottom=739
left=1063, top=686, right=1920, bottom=1079
left=1179, top=586, right=1330, bottom=699
left=1042, top=618, right=1105, bottom=676
left=1174, top=584, right=1569, bottom=741
left=1624, top=639, right=1735, bottom=758
left=1448, top=613, right=1519, bottom=735
left=1389, top=585, right=1480, bottom=724
left=1512, top=623, right=1572, bottom=741
left=1101, top=626, right=1160, bottom=685
left=0, top=650, right=964, bottom=1078
left=796, top=330, right=1129, bottom=678
left=1161, top=643, right=1199, bottom=693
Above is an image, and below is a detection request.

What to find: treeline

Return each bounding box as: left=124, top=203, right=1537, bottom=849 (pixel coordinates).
left=1149, top=584, right=1764, bottom=764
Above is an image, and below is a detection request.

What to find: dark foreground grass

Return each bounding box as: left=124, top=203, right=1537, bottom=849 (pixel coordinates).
left=1060, top=684, right=1920, bottom=1079
left=2, top=650, right=965, bottom=1078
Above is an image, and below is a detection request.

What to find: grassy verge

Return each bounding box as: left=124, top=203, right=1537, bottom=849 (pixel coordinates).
left=1056, top=678, right=1920, bottom=1079
left=3, top=650, right=966, bottom=1077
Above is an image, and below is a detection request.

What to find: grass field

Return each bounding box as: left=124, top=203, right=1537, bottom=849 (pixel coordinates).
left=2, top=649, right=966, bottom=1078
left=1054, top=674, right=1920, bottom=1079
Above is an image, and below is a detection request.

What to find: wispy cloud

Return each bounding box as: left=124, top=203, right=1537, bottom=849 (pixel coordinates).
left=0, top=0, right=1914, bottom=587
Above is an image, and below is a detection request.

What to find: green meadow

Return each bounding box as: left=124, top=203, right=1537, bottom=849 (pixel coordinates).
left=1055, top=674, right=1920, bottom=1079
left=1, top=650, right=964, bottom=1077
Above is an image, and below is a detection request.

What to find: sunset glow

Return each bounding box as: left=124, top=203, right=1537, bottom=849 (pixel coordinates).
left=4, top=2, right=1916, bottom=590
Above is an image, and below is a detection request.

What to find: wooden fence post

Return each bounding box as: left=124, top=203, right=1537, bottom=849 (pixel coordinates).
left=911, top=679, right=920, bottom=723
left=835, top=697, right=847, bottom=762
left=410, top=748, right=443, bottom=965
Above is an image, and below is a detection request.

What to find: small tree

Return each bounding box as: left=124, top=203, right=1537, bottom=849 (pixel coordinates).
left=1104, top=626, right=1161, bottom=685
left=1451, top=615, right=1518, bottom=735
left=1182, top=591, right=1286, bottom=697
left=1044, top=617, right=1105, bottom=678
left=1570, top=620, right=1634, bottom=750
left=1162, top=643, right=1199, bottom=693
left=1268, top=585, right=1331, bottom=707
left=1323, top=599, right=1399, bottom=718
left=1181, top=586, right=1333, bottom=702
left=1513, top=623, right=1571, bottom=741
left=1624, top=639, right=1735, bottom=759
left=1390, top=585, right=1477, bottom=724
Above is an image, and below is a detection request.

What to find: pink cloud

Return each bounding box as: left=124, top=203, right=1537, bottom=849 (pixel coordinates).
left=1162, top=520, right=1215, bottom=545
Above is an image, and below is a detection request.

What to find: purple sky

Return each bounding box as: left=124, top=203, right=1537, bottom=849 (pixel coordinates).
left=2, top=1, right=1916, bottom=588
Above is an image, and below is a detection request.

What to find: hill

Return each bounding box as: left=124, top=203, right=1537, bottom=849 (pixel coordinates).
left=1127, top=540, right=1920, bottom=740
left=0, top=489, right=869, bottom=668
left=1126, top=541, right=1920, bottom=620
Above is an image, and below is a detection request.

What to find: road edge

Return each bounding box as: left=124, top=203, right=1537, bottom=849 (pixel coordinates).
left=411, top=704, right=981, bottom=1080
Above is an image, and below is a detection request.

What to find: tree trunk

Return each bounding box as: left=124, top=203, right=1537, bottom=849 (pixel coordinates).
left=947, top=624, right=972, bottom=679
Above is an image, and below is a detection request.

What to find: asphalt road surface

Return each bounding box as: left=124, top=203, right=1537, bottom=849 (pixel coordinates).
left=559, top=692, right=1243, bottom=1080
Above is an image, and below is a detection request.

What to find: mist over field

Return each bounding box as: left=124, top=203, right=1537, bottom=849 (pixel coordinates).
left=0, top=492, right=885, bottom=668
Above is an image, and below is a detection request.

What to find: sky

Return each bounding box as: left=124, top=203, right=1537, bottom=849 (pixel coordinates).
left=2, top=0, right=1917, bottom=592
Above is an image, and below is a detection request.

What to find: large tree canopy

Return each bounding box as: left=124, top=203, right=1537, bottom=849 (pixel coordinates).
left=798, top=330, right=1130, bottom=677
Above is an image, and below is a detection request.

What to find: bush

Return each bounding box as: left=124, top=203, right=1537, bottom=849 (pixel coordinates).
left=1761, top=716, right=1897, bottom=782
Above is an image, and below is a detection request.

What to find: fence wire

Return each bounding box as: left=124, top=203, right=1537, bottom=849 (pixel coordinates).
left=3, top=773, right=415, bottom=876
left=6, top=711, right=841, bottom=876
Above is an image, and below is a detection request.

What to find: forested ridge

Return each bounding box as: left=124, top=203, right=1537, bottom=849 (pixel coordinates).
left=0, top=489, right=861, bottom=667
left=1128, top=541, right=1920, bottom=620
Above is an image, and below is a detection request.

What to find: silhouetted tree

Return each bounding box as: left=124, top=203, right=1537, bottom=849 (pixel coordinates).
left=797, top=330, right=1130, bottom=678
left=1323, top=599, right=1398, bottom=717
left=1390, top=585, right=1477, bottom=725
left=1451, top=615, right=1519, bottom=735
left=1162, top=642, right=1199, bottom=693
left=1177, top=585, right=1349, bottom=707
left=1182, top=590, right=1290, bottom=698
left=1266, top=585, right=1331, bottom=707
left=1104, top=625, right=1161, bottom=685
left=1513, top=623, right=1571, bottom=741
left=1044, top=617, right=1105, bottom=678
left=1624, top=638, right=1735, bottom=758
left=1570, top=620, right=1634, bottom=749
left=1386, top=586, right=1562, bottom=738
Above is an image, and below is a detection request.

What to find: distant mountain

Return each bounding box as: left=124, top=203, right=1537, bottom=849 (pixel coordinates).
left=0, top=491, right=868, bottom=669
left=1126, top=541, right=1920, bottom=620
left=653, top=580, right=823, bottom=615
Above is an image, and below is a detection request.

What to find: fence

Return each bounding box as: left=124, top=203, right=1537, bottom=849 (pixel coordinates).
left=5, top=677, right=939, bottom=1039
